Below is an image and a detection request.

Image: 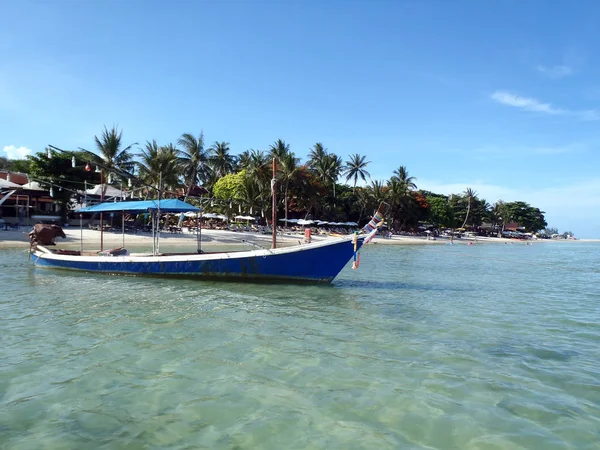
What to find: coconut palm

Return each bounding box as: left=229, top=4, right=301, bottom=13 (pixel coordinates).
left=391, top=165, right=417, bottom=191
left=368, top=180, right=387, bottom=208
left=269, top=139, right=290, bottom=163
left=343, top=153, right=371, bottom=192
left=315, top=153, right=343, bottom=203
left=461, top=188, right=477, bottom=228
left=307, top=142, right=327, bottom=170
left=91, top=126, right=136, bottom=198
left=136, top=141, right=180, bottom=197
left=236, top=150, right=252, bottom=171
left=243, top=149, right=272, bottom=210
left=177, top=132, right=209, bottom=200
left=93, top=125, right=136, bottom=173
left=278, top=152, right=301, bottom=222
left=209, top=141, right=236, bottom=178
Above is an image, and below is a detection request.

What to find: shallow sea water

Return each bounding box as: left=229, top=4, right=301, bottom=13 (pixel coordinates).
left=1, top=241, right=600, bottom=449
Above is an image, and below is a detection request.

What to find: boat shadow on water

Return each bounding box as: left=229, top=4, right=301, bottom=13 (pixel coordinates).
left=333, top=278, right=469, bottom=292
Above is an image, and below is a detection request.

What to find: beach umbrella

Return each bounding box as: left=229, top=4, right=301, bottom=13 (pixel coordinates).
left=345, top=221, right=358, bottom=226
left=234, top=215, right=247, bottom=220
left=297, top=219, right=314, bottom=225
left=216, top=214, right=228, bottom=221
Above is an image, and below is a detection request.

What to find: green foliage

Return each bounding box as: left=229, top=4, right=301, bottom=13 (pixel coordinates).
left=28, top=148, right=100, bottom=222
left=427, top=196, right=455, bottom=228
left=21, top=127, right=556, bottom=232
left=503, top=201, right=547, bottom=232
left=0, top=157, right=31, bottom=173
left=212, top=170, right=247, bottom=200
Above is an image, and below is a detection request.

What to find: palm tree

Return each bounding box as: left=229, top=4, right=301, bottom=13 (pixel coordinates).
left=136, top=141, right=180, bottom=197
left=324, top=153, right=343, bottom=203
left=269, top=139, right=290, bottom=163
left=391, top=165, right=417, bottom=191
left=92, top=126, right=136, bottom=198
left=461, top=188, right=477, bottom=229
left=236, top=150, right=252, bottom=171
left=307, top=142, right=327, bottom=170
left=209, top=141, right=236, bottom=178
left=278, top=152, right=300, bottom=222
left=343, top=153, right=371, bottom=192
left=244, top=149, right=272, bottom=211
left=94, top=125, right=136, bottom=173
left=177, top=132, right=209, bottom=200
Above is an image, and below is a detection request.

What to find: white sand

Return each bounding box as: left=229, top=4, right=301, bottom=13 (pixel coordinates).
left=0, top=227, right=565, bottom=249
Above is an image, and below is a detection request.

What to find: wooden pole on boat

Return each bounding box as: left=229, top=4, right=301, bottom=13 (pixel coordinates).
left=80, top=213, right=83, bottom=255
left=100, top=169, right=104, bottom=252
left=271, top=157, right=277, bottom=249
left=196, top=213, right=201, bottom=253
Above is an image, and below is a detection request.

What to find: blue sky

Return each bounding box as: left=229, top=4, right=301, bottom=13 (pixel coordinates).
left=1, top=0, right=599, bottom=237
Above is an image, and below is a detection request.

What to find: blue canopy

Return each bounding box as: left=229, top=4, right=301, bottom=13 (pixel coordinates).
left=79, top=199, right=201, bottom=214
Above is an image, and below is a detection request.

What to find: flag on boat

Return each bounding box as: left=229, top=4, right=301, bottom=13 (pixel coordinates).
left=362, top=202, right=388, bottom=234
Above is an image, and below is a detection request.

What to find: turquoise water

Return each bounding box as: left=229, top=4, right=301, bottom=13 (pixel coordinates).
left=1, top=242, right=599, bottom=449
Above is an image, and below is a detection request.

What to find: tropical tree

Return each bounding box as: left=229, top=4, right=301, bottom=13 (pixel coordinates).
left=427, top=196, right=455, bottom=229
left=236, top=150, right=252, bottom=171
left=136, top=141, right=180, bottom=197
left=391, top=165, right=417, bottom=191
left=343, top=153, right=371, bottom=192
left=269, top=139, right=290, bottom=163
left=461, top=188, right=477, bottom=228
left=502, top=201, right=547, bottom=232
left=209, top=141, right=236, bottom=178
left=0, top=157, right=31, bottom=173
left=177, top=132, right=209, bottom=199
left=307, top=142, right=327, bottom=170
left=27, top=148, right=99, bottom=222
left=93, top=126, right=136, bottom=180
left=278, top=152, right=301, bottom=222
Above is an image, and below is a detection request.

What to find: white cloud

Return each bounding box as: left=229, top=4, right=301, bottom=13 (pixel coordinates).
left=490, top=91, right=563, bottom=114
left=2, top=145, right=32, bottom=159
left=536, top=64, right=573, bottom=79
left=490, top=91, right=600, bottom=121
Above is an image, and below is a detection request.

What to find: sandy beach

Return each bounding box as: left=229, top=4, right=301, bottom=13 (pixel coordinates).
left=0, top=226, right=569, bottom=250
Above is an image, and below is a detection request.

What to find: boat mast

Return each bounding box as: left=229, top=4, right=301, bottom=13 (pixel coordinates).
left=156, top=172, right=162, bottom=255
left=100, top=169, right=104, bottom=252
left=271, top=157, right=277, bottom=249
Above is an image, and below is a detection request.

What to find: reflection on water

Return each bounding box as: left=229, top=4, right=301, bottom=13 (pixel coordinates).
left=1, top=243, right=600, bottom=449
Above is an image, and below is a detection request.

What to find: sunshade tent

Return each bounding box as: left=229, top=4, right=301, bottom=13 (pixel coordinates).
left=79, top=199, right=201, bottom=214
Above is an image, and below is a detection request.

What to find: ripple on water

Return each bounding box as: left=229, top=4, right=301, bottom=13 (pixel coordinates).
left=1, top=244, right=600, bottom=448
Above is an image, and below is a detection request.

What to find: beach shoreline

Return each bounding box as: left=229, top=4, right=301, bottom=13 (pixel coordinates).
left=1, top=227, right=585, bottom=250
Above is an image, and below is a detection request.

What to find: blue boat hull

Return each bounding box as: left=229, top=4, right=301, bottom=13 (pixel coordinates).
left=32, top=236, right=364, bottom=283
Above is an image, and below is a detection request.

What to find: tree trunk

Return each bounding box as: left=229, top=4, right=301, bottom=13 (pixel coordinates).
left=461, top=201, right=471, bottom=229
